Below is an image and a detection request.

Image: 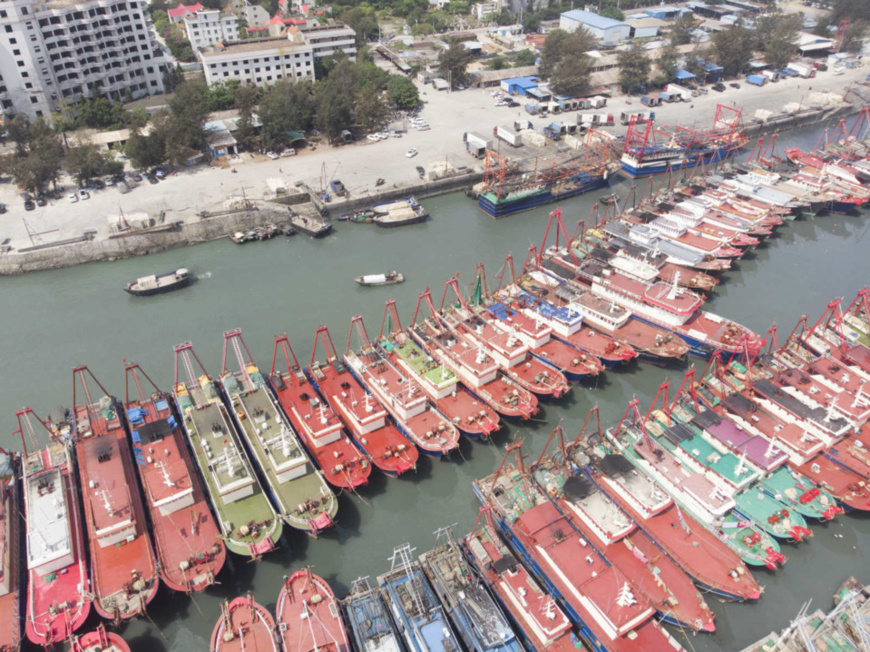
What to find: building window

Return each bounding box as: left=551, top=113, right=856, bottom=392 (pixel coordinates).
left=25, top=82, right=32, bottom=89
left=9, top=38, right=15, bottom=44
left=30, top=96, right=38, bottom=103
left=12, top=49, right=19, bottom=55
left=4, top=26, right=11, bottom=33
left=16, top=60, right=24, bottom=67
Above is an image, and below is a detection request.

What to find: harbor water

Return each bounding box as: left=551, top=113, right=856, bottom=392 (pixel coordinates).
left=3, top=121, right=870, bottom=651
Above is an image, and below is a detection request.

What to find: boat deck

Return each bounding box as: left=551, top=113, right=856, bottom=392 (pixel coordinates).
left=753, top=379, right=850, bottom=437
left=806, top=358, right=867, bottom=396
left=181, top=398, right=280, bottom=556
left=344, top=587, right=403, bottom=652
left=773, top=368, right=868, bottom=425
left=126, top=398, right=225, bottom=592
left=277, top=571, right=349, bottom=652
left=211, top=596, right=278, bottom=652
left=378, top=565, right=458, bottom=652
left=390, top=337, right=461, bottom=391
left=688, top=407, right=788, bottom=472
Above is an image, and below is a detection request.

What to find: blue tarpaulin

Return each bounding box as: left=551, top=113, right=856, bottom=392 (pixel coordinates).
left=675, top=69, right=696, bottom=80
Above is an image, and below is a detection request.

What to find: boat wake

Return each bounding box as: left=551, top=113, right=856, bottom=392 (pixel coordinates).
left=197, top=272, right=212, bottom=280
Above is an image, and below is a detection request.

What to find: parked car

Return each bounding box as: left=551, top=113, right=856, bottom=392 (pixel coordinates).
left=416, top=165, right=425, bottom=178
left=0, top=204, right=7, bottom=214
left=729, top=82, right=741, bottom=89
left=280, top=148, right=296, bottom=157
left=93, top=179, right=105, bottom=190
left=406, top=148, right=418, bottom=158
left=68, top=193, right=79, bottom=203
left=104, top=177, right=115, bottom=186
left=267, top=151, right=279, bottom=160
left=36, top=195, right=47, bottom=207
left=24, top=201, right=35, bottom=211
left=147, top=174, right=159, bottom=185
left=132, top=173, right=143, bottom=182
left=78, top=189, right=90, bottom=200
left=712, top=82, right=726, bottom=92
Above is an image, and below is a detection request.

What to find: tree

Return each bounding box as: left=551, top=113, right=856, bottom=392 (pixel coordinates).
left=617, top=41, right=651, bottom=94
left=514, top=49, right=537, bottom=67
left=755, top=12, right=801, bottom=70
left=550, top=53, right=592, bottom=96
left=208, top=80, right=242, bottom=112
left=356, top=87, right=391, bottom=132
left=386, top=75, right=419, bottom=109
left=102, top=151, right=125, bottom=177
left=487, top=56, right=508, bottom=71
left=339, top=7, right=379, bottom=45
left=438, top=39, right=473, bottom=89
left=125, top=129, right=166, bottom=170
left=259, top=80, right=317, bottom=149
left=6, top=115, right=30, bottom=156
left=540, top=29, right=596, bottom=79
left=711, top=27, right=754, bottom=77
left=669, top=13, right=696, bottom=46
left=234, top=84, right=259, bottom=150
left=126, top=105, right=151, bottom=132
left=316, top=59, right=357, bottom=140
left=654, top=41, right=679, bottom=86
left=7, top=117, right=63, bottom=193
left=66, top=143, right=106, bottom=185
left=599, top=2, right=624, bottom=20
left=168, top=80, right=210, bottom=157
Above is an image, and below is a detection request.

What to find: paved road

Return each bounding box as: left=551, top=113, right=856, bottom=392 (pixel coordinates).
left=0, top=63, right=865, bottom=252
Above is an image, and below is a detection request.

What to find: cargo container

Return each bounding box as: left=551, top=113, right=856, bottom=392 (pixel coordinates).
left=496, top=125, right=522, bottom=147
left=464, top=132, right=488, bottom=158
left=665, top=83, right=693, bottom=102
left=786, top=62, right=815, bottom=78
left=588, top=95, right=607, bottom=109
left=761, top=69, right=780, bottom=82
left=542, top=125, right=561, bottom=141
left=746, top=74, right=766, bottom=86
left=620, top=110, right=655, bottom=125
left=641, top=94, right=662, bottom=106
left=660, top=91, right=679, bottom=103
left=514, top=119, right=532, bottom=132
left=525, top=102, right=540, bottom=115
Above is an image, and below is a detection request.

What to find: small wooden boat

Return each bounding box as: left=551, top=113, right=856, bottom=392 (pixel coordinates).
left=355, top=271, right=404, bottom=286
left=124, top=268, right=192, bottom=296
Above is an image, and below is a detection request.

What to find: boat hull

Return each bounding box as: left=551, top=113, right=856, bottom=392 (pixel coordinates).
left=124, top=275, right=192, bottom=296
left=621, top=145, right=737, bottom=178
left=479, top=175, right=609, bottom=219
left=374, top=214, right=428, bottom=227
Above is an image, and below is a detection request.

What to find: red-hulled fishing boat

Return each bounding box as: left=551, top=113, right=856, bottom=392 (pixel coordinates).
left=560, top=408, right=760, bottom=601
left=19, top=408, right=90, bottom=647
left=462, top=507, right=583, bottom=652
left=71, top=625, right=130, bottom=652
left=344, top=316, right=460, bottom=458
left=212, top=594, right=279, bottom=652
left=410, top=288, right=538, bottom=420
left=71, top=366, right=159, bottom=621
left=270, top=335, right=372, bottom=490
left=306, top=326, right=419, bottom=477
left=122, top=362, right=226, bottom=593
left=0, top=448, right=20, bottom=652
left=378, top=299, right=501, bottom=439
left=475, top=443, right=685, bottom=652
left=531, top=428, right=716, bottom=632
left=276, top=569, right=350, bottom=652
left=438, top=277, right=569, bottom=398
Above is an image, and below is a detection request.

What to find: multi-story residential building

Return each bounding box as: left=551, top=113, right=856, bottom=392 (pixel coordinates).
left=298, top=23, right=355, bottom=61
left=167, top=1, right=201, bottom=24
left=183, top=8, right=239, bottom=51
left=199, top=22, right=356, bottom=88
left=200, top=31, right=314, bottom=87
left=0, top=0, right=165, bottom=119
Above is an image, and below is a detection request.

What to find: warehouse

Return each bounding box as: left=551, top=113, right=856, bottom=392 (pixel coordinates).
left=559, top=10, right=631, bottom=44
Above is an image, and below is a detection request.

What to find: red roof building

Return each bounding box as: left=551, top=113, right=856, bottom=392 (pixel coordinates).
left=168, top=1, right=203, bottom=23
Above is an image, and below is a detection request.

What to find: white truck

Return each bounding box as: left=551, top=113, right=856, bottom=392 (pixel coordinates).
left=620, top=111, right=656, bottom=125
left=786, top=62, right=815, bottom=79
left=495, top=126, right=521, bottom=147
left=665, top=83, right=693, bottom=102
left=588, top=96, right=608, bottom=109
left=464, top=132, right=489, bottom=158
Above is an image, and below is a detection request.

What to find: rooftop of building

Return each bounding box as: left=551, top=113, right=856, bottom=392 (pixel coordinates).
left=199, top=36, right=312, bottom=58
left=168, top=1, right=203, bottom=17
left=560, top=9, right=628, bottom=30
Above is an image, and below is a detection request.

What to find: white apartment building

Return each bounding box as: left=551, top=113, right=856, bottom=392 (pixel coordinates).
left=201, top=34, right=314, bottom=87
left=0, top=0, right=165, bottom=119
left=297, top=23, right=355, bottom=61
left=183, top=8, right=239, bottom=52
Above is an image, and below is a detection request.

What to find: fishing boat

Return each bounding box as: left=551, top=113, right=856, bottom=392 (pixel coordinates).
left=172, top=343, right=282, bottom=558
left=345, top=316, right=460, bottom=458
left=601, top=220, right=732, bottom=272
left=19, top=408, right=90, bottom=647
left=529, top=431, right=715, bottom=632
left=71, top=366, right=159, bottom=620
left=306, top=326, right=419, bottom=477
left=122, top=362, right=226, bottom=592
left=473, top=443, right=686, bottom=652
left=0, top=448, right=19, bottom=652
left=290, top=214, right=332, bottom=238
left=372, top=197, right=428, bottom=227
left=212, top=594, right=279, bottom=652
left=571, top=430, right=762, bottom=601
left=438, top=277, right=570, bottom=398
left=71, top=626, right=130, bottom=652
left=378, top=543, right=459, bottom=652
left=344, top=577, right=404, bottom=652
left=462, top=509, right=583, bottom=652
left=355, top=272, right=404, bottom=286
left=378, top=300, right=501, bottom=439
left=542, top=246, right=761, bottom=358
left=409, top=289, right=538, bottom=420
left=419, top=527, right=522, bottom=652
left=276, top=569, right=351, bottom=652
left=124, top=268, right=192, bottom=296
left=476, top=133, right=619, bottom=218
left=620, top=106, right=748, bottom=178
left=220, top=329, right=337, bottom=536
left=269, top=335, right=372, bottom=490
left=603, top=405, right=785, bottom=569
